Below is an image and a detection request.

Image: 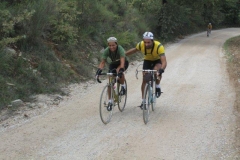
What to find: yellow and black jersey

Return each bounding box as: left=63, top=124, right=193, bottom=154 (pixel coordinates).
left=136, top=40, right=165, bottom=61
left=208, top=24, right=212, bottom=29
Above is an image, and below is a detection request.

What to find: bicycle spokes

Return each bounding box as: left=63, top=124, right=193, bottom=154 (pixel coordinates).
left=99, top=85, right=113, bottom=124
left=117, top=79, right=127, bottom=112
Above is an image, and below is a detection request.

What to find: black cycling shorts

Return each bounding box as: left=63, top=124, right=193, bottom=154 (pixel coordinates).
left=143, top=59, right=161, bottom=70
left=109, top=60, right=129, bottom=73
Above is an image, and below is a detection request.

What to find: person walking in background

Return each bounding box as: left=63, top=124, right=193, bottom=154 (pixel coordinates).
left=125, top=32, right=167, bottom=109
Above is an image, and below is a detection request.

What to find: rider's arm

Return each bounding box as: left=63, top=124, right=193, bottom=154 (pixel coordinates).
left=98, top=59, right=106, bottom=69
left=160, top=54, right=167, bottom=70
left=125, top=48, right=138, bottom=56
left=157, top=44, right=167, bottom=70
left=120, top=57, right=125, bottom=69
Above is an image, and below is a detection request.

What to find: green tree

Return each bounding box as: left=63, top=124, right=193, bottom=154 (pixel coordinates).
left=220, top=0, right=240, bottom=25
left=0, top=2, right=34, bottom=48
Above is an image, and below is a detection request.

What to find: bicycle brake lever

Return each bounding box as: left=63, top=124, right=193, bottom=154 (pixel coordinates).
left=135, top=70, right=138, bottom=79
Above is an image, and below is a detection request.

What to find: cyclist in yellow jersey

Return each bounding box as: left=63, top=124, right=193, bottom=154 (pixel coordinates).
left=125, top=32, right=167, bottom=109
left=207, top=23, right=212, bottom=34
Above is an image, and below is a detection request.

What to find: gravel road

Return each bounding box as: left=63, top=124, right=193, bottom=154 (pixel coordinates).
left=0, top=28, right=240, bottom=160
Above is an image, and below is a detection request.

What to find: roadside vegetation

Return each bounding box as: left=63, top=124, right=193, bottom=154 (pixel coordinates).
left=0, top=0, right=239, bottom=109
left=224, top=36, right=240, bottom=152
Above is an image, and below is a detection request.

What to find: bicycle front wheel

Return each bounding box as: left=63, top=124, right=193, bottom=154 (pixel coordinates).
left=117, top=79, right=127, bottom=112
left=99, top=85, right=113, bottom=124
left=143, top=84, right=150, bottom=124
left=151, top=81, right=156, bottom=111
left=151, top=93, right=156, bottom=111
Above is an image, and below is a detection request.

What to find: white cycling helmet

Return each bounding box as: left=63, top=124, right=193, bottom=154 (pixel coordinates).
left=143, top=32, right=154, bottom=40
left=209, top=23, right=211, bottom=25
left=107, top=37, right=117, bottom=43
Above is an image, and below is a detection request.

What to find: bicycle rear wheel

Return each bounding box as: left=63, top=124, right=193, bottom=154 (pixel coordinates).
left=117, top=79, right=127, bottom=112
left=143, top=84, right=150, bottom=124
left=99, top=85, right=113, bottom=124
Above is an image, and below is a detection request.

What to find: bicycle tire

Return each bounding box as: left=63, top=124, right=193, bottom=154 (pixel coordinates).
left=151, top=81, right=156, bottom=111
left=143, top=84, right=150, bottom=124
left=151, top=94, right=156, bottom=111
left=117, top=79, right=127, bottom=112
left=151, top=92, right=157, bottom=111
left=99, top=85, right=113, bottom=124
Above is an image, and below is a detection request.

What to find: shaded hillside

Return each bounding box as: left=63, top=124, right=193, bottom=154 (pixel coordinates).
left=0, top=0, right=239, bottom=108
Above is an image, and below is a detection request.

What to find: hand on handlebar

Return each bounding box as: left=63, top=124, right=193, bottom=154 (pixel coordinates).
left=117, top=68, right=124, bottom=78
left=158, top=69, right=164, bottom=75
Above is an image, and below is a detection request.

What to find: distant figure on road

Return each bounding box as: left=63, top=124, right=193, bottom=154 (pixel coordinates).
left=208, top=23, right=212, bottom=34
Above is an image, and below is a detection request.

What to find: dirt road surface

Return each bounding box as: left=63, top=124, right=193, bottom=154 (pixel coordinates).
left=0, top=28, right=240, bottom=160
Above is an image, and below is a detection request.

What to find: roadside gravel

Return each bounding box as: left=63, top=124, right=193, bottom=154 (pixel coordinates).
left=0, top=28, right=240, bottom=160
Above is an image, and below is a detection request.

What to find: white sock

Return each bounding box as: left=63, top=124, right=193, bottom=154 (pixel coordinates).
left=121, top=84, right=126, bottom=88
left=156, top=84, right=160, bottom=88
left=108, top=99, right=113, bottom=103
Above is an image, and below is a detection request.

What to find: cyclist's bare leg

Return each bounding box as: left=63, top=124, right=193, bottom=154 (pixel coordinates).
left=107, top=77, right=114, bottom=102
left=118, top=74, right=125, bottom=84
left=116, top=67, right=125, bottom=85
left=141, top=81, right=147, bottom=98
left=116, top=66, right=127, bottom=95
left=141, top=72, right=147, bottom=98
left=154, top=63, right=162, bottom=85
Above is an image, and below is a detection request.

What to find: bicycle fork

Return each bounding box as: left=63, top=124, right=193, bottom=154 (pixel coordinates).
left=144, top=84, right=153, bottom=106
left=149, top=86, right=153, bottom=103
left=150, top=79, right=156, bottom=102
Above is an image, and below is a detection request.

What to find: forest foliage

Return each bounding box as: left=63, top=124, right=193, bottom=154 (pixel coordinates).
left=0, top=0, right=239, bottom=108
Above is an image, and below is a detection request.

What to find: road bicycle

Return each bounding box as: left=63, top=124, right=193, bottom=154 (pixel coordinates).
left=135, top=64, right=158, bottom=124
left=97, top=70, right=127, bottom=124
left=207, top=28, right=211, bottom=37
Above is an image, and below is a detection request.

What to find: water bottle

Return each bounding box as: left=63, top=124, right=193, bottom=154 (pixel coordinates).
left=113, top=85, right=118, bottom=95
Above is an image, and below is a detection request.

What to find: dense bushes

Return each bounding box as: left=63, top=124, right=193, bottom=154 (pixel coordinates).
left=0, top=0, right=239, bottom=108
